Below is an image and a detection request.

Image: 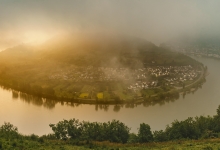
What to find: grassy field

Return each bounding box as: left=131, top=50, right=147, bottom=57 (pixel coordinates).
left=1, top=138, right=220, bottom=150
left=97, top=92, right=104, bottom=99
left=79, top=92, right=89, bottom=98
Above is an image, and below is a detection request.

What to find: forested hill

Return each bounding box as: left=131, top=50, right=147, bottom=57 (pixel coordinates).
left=0, top=34, right=199, bottom=67
left=0, top=34, right=202, bottom=103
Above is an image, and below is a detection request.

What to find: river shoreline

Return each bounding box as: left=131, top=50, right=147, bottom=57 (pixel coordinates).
left=0, top=57, right=219, bottom=136
left=0, top=64, right=207, bottom=105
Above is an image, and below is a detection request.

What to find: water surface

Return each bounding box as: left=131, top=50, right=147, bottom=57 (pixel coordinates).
left=0, top=57, right=219, bottom=135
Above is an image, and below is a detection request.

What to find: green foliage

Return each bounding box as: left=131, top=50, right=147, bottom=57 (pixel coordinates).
left=49, top=119, right=130, bottom=143
left=3, top=105, right=220, bottom=149
left=153, top=130, right=168, bottom=142
left=106, top=120, right=130, bottom=143
left=0, top=122, right=18, bottom=133
left=0, top=141, right=2, bottom=149
left=30, top=134, right=39, bottom=141
left=49, top=119, right=81, bottom=140
left=0, top=122, right=20, bottom=140
left=217, top=105, right=220, bottom=116
left=138, top=123, right=153, bottom=143
left=165, top=117, right=200, bottom=140
left=194, top=116, right=214, bottom=138
left=128, top=133, right=138, bottom=143
left=203, top=145, right=213, bottom=150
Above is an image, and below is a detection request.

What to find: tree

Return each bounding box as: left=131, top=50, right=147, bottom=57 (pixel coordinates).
left=66, top=119, right=82, bottom=140
left=165, top=118, right=200, bottom=140
left=49, top=119, right=130, bottom=143
left=216, top=105, right=220, bottom=116
left=212, top=105, right=220, bottom=132
left=153, top=130, right=168, bottom=142
left=194, top=116, right=214, bottom=137
left=106, top=120, right=130, bottom=143
left=49, top=119, right=82, bottom=140
left=128, top=133, right=138, bottom=143
left=138, top=123, right=153, bottom=143
left=80, top=121, right=102, bottom=141
left=0, top=122, right=19, bottom=139
left=0, top=122, right=18, bottom=133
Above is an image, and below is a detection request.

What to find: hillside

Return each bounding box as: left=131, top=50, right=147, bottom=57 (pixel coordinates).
left=0, top=34, right=203, bottom=103
left=0, top=34, right=199, bottom=66
left=37, top=34, right=199, bottom=67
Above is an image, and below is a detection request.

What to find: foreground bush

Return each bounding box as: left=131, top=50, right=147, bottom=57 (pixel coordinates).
left=49, top=119, right=130, bottom=143
left=1, top=105, right=220, bottom=147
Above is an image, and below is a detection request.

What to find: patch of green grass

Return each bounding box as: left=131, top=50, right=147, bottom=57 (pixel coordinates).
left=97, top=92, right=104, bottom=99
left=79, top=93, right=89, bottom=98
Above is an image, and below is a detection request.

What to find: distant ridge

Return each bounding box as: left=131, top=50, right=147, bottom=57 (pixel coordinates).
left=0, top=33, right=199, bottom=67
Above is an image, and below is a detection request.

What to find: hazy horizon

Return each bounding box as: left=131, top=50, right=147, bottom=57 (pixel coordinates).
left=0, top=0, right=220, bottom=51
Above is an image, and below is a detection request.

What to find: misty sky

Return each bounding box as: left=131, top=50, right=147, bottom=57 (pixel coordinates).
left=0, top=0, right=220, bottom=50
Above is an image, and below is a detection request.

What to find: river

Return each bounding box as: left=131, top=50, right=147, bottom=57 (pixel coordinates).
left=0, top=57, right=219, bottom=136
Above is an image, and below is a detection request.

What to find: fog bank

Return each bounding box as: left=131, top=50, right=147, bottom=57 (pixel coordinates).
left=0, top=0, right=219, bottom=50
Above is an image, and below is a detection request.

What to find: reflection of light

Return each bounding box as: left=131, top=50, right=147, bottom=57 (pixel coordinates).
left=0, top=29, right=69, bottom=51
left=23, top=31, right=55, bottom=45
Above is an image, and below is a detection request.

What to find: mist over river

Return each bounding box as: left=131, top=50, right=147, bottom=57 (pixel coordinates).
left=0, top=57, right=219, bottom=136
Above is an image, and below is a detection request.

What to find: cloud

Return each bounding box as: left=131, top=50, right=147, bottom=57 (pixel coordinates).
left=0, top=0, right=219, bottom=50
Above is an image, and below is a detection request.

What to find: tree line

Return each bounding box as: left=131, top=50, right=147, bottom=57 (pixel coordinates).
left=49, top=105, right=220, bottom=143
left=2, top=105, right=220, bottom=145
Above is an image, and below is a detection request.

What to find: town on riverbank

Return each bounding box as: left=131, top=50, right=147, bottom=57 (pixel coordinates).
left=0, top=34, right=207, bottom=105
left=5, top=63, right=207, bottom=105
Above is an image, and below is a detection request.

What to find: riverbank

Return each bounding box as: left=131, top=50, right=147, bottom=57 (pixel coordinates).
left=0, top=56, right=218, bottom=136
left=0, top=64, right=207, bottom=105
left=1, top=103, right=220, bottom=150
